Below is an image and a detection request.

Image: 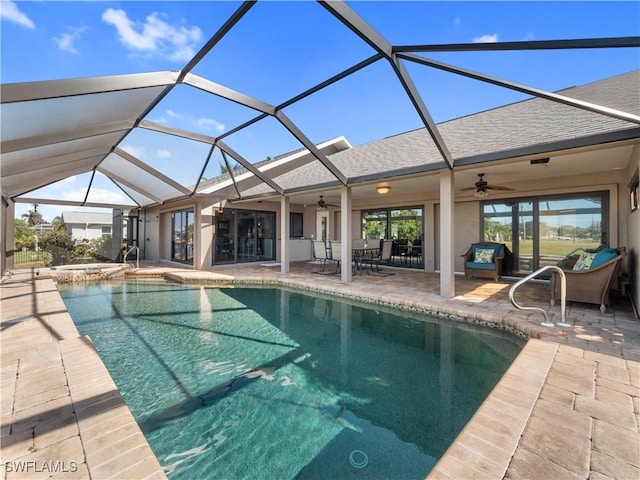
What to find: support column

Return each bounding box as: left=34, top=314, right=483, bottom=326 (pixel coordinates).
left=280, top=196, right=290, bottom=273
left=2, top=199, right=15, bottom=272
left=340, top=186, right=352, bottom=283
left=424, top=200, right=435, bottom=272
left=112, top=209, right=123, bottom=262
left=440, top=170, right=455, bottom=298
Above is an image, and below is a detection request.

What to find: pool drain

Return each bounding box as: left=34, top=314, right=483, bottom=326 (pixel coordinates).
left=349, top=450, right=368, bottom=469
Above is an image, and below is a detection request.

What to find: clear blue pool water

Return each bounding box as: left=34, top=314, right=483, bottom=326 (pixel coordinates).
left=58, top=281, right=525, bottom=480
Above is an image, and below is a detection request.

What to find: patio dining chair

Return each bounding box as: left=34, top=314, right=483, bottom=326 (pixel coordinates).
left=361, top=239, right=394, bottom=275
left=409, top=239, right=422, bottom=267
left=312, top=240, right=330, bottom=272
left=329, top=240, right=342, bottom=273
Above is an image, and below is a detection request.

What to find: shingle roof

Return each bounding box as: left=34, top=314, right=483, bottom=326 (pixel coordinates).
left=236, top=70, right=639, bottom=197
left=61, top=211, right=113, bottom=225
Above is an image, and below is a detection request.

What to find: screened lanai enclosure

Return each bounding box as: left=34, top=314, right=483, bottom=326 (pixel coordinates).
left=1, top=1, right=639, bottom=303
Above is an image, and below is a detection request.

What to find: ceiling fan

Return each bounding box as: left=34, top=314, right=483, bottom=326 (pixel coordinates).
left=461, top=173, right=514, bottom=197
left=317, top=195, right=338, bottom=209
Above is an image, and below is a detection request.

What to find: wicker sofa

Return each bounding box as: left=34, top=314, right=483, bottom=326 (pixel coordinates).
left=551, top=247, right=626, bottom=313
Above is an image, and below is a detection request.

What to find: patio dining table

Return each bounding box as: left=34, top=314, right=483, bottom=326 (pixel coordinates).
left=352, top=247, right=380, bottom=274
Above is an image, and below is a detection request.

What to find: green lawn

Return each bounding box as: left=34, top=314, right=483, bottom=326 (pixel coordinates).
left=515, top=239, right=600, bottom=257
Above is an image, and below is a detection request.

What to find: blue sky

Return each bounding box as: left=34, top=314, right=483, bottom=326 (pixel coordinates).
left=2, top=1, right=639, bottom=221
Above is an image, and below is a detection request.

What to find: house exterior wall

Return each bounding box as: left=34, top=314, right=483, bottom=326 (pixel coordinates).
left=137, top=145, right=637, bottom=310
left=159, top=212, right=171, bottom=261
left=141, top=211, right=160, bottom=262
left=68, top=224, right=108, bottom=242
left=625, top=143, right=640, bottom=314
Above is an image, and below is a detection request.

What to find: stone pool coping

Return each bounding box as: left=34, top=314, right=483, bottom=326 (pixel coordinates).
left=1, top=271, right=166, bottom=479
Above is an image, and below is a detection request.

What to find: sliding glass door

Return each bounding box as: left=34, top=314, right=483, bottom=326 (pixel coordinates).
left=538, top=195, right=604, bottom=267
left=171, top=209, right=194, bottom=264
left=214, top=209, right=276, bottom=264
left=482, top=192, right=607, bottom=274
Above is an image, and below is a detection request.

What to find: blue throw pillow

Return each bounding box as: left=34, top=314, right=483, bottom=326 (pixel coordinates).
left=590, top=248, right=618, bottom=268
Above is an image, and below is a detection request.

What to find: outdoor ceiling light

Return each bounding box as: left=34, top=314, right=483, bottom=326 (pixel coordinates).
left=376, top=185, right=390, bottom=195
left=474, top=189, right=489, bottom=199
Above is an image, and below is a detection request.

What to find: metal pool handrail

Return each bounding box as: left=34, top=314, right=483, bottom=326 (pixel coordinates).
left=509, top=265, right=569, bottom=328
left=124, top=246, right=139, bottom=269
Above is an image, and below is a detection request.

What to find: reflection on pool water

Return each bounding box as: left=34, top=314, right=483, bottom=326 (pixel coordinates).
left=58, top=281, right=525, bottom=480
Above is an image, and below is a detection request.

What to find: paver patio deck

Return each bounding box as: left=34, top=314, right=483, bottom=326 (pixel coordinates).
left=1, top=261, right=638, bottom=479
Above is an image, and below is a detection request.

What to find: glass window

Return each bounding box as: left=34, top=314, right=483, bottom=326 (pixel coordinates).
left=362, top=206, right=424, bottom=268
left=290, top=212, right=303, bottom=238
left=362, top=210, right=388, bottom=240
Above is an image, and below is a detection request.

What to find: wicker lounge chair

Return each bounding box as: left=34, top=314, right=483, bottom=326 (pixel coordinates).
left=462, top=242, right=506, bottom=282
left=551, top=246, right=626, bottom=313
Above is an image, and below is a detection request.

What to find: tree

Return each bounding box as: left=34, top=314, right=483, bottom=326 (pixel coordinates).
left=391, top=209, right=422, bottom=241
left=14, top=218, right=35, bottom=250
left=39, top=230, right=75, bottom=266
left=219, top=161, right=243, bottom=174
left=51, top=216, right=66, bottom=233
left=21, top=204, right=43, bottom=227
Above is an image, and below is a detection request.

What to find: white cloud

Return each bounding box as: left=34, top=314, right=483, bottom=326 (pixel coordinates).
left=197, top=117, right=225, bottom=133
left=157, top=149, right=171, bottom=158
left=163, top=109, right=225, bottom=133
left=0, top=1, right=35, bottom=29
left=59, top=175, right=79, bottom=185
left=86, top=188, right=129, bottom=203
left=53, top=26, right=88, bottom=54
left=472, top=33, right=498, bottom=43
left=120, top=144, right=145, bottom=158
left=102, top=8, right=202, bottom=61
left=62, top=188, right=127, bottom=203
left=453, top=17, right=461, bottom=27
left=524, top=32, right=535, bottom=41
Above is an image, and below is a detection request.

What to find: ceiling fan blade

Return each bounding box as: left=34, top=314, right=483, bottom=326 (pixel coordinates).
left=486, top=185, right=515, bottom=191
left=460, top=186, right=478, bottom=191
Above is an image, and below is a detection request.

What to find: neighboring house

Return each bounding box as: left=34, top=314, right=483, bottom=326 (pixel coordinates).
left=30, top=223, right=54, bottom=236
left=61, top=212, right=113, bottom=242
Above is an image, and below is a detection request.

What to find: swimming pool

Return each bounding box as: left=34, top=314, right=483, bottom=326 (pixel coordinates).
left=58, top=281, right=525, bottom=479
